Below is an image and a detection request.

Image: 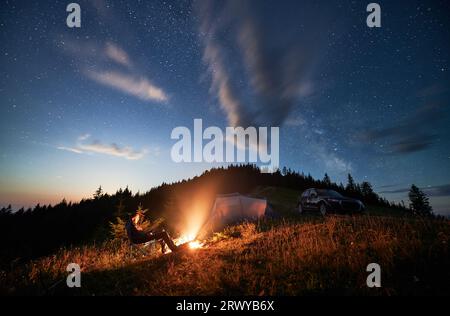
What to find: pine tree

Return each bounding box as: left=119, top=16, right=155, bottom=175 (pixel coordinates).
left=123, top=186, right=132, bottom=197
left=323, top=173, right=331, bottom=187
left=109, top=217, right=128, bottom=240
left=346, top=174, right=356, bottom=191
left=114, top=197, right=126, bottom=218
left=408, top=184, right=433, bottom=216
left=0, top=206, right=11, bottom=216
left=361, top=181, right=377, bottom=204
left=355, top=183, right=362, bottom=194
left=93, top=185, right=103, bottom=199
left=361, top=181, right=374, bottom=197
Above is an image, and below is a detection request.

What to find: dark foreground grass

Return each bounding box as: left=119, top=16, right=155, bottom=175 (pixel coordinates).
left=1, top=214, right=449, bottom=296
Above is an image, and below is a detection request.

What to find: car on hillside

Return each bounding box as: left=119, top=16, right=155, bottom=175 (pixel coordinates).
left=297, top=188, right=365, bottom=215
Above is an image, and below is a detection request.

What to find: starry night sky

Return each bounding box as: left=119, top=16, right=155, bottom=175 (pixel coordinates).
left=1, top=0, right=449, bottom=214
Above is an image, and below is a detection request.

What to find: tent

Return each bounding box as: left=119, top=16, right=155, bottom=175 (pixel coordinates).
left=200, top=193, right=270, bottom=234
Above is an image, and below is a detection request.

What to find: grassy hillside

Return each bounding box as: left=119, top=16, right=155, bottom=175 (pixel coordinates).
left=1, top=187, right=448, bottom=296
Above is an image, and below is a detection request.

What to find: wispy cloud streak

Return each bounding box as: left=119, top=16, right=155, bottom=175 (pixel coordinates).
left=105, top=42, right=132, bottom=67
left=58, top=135, right=147, bottom=160
left=197, top=0, right=320, bottom=127
left=60, top=39, right=168, bottom=103
left=362, top=103, right=446, bottom=154
left=379, top=184, right=450, bottom=197
left=86, top=70, right=168, bottom=102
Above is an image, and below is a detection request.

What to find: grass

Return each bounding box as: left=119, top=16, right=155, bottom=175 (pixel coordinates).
left=1, top=213, right=449, bottom=296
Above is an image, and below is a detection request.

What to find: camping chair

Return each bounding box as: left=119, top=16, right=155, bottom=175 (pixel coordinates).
left=126, top=218, right=159, bottom=257
left=128, top=240, right=157, bottom=258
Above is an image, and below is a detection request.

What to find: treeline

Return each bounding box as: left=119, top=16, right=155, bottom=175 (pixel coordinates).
left=0, top=164, right=416, bottom=266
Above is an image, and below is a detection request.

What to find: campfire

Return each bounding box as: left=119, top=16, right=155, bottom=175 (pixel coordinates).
left=167, top=200, right=209, bottom=253
left=175, top=233, right=204, bottom=250
left=187, top=240, right=203, bottom=249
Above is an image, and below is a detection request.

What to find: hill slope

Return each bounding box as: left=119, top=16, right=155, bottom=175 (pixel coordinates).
left=2, top=187, right=449, bottom=296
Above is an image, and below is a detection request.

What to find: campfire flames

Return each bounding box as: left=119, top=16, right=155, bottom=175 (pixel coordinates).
left=175, top=233, right=204, bottom=250
left=187, top=240, right=203, bottom=249
left=162, top=233, right=204, bottom=254
left=165, top=198, right=209, bottom=253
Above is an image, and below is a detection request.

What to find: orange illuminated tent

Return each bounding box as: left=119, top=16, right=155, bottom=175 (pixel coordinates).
left=199, top=193, right=270, bottom=235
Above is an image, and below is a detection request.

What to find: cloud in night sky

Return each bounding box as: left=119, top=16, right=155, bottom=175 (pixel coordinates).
left=362, top=103, right=445, bottom=154
left=379, top=184, right=450, bottom=198
left=377, top=184, right=402, bottom=189
left=202, top=41, right=248, bottom=126
left=236, top=17, right=315, bottom=126
left=198, top=0, right=320, bottom=127
left=56, top=146, right=83, bottom=154
left=58, top=135, right=147, bottom=160
left=61, top=40, right=168, bottom=103
left=390, top=135, right=435, bottom=154
left=87, top=42, right=168, bottom=102
left=105, top=42, right=133, bottom=68
left=86, top=70, right=168, bottom=102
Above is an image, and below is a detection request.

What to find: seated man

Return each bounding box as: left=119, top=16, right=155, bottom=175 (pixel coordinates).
left=125, top=212, right=177, bottom=254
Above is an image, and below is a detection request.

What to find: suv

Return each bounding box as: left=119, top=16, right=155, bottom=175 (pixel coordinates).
left=297, top=188, right=365, bottom=215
